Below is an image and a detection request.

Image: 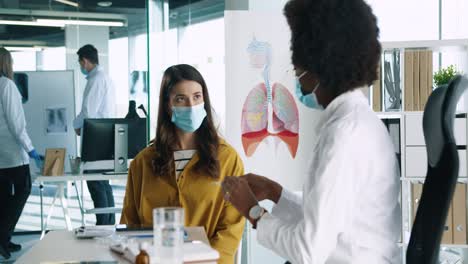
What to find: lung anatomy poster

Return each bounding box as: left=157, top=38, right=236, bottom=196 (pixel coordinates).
left=241, top=37, right=299, bottom=158
left=225, top=11, right=321, bottom=190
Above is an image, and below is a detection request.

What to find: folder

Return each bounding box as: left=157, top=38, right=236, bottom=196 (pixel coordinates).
left=419, top=51, right=428, bottom=111
left=411, top=183, right=453, bottom=244
left=442, top=203, right=454, bottom=244
left=372, top=66, right=382, bottom=112
left=412, top=51, right=420, bottom=111
left=404, top=51, right=414, bottom=111
left=453, top=183, right=467, bottom=244
left=427, top=50, right=433, bottom=97
left=411, top=183, right=423, bottom=223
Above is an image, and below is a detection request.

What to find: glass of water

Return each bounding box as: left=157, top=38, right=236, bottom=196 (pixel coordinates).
left=153, top=207, right=185, bottom=264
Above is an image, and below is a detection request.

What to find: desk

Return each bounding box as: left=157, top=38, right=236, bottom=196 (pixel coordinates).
left=16, top=227, right=217, bottom=264
left=34, top=173, right=128, bottom=236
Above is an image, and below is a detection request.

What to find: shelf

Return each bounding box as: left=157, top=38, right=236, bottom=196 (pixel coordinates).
left=381, top=39, right=468, bottom=50
left=398, top=242, right=468, bottom=249
left=377, top=112, right=403, bottom=119
left=401, top=177, right=468, bottom=182
left=440, top=244, right=468, bottom=249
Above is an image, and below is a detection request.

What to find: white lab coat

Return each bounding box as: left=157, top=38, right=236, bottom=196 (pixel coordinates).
left=0, top=76, right=33, bottom=168
left=73, top=65, right=116, bottom=129
left=257, top=89, right=401, bottom=264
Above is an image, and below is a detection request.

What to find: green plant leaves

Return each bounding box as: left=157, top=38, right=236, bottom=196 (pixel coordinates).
left=434, top=65, right=461, bottom=87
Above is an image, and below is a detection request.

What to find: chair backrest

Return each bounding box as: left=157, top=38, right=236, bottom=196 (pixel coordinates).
left=406, top=75, right=468, bottom=263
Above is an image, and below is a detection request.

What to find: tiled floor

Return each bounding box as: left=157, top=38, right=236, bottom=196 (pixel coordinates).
left=0, top=179, right=126, bottom=263
left=0, top=232, right=40, bottom=264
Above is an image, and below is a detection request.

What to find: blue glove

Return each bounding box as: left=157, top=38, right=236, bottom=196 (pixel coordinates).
left=28, top=149, right=40, bottom=160
left=28, top=150, right=44, bottom=171
left=34, top=158, right=44, bottom=172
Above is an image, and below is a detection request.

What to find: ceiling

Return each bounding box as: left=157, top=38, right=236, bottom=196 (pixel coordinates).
left=0, top=0, right=222, bottom=47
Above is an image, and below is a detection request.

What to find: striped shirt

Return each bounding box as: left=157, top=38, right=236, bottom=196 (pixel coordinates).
left=174, top=149, right=196, bottom=180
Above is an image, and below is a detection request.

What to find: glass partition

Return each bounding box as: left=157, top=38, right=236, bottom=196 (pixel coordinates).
left=148, top=0, right=225, bottom=138
left=2, top=0, right=149, bottom=232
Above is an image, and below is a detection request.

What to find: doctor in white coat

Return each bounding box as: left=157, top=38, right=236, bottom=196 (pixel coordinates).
left=222, top=0, right=401, bottom=263
left=73, top=44, right=116, bottom=225
left=0, top=48, right=42, bottom=259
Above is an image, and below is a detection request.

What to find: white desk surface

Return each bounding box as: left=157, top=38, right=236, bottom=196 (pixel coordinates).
left=35, top=173, right=128, bottom=183
left=16, top=227, right=215, bottom=264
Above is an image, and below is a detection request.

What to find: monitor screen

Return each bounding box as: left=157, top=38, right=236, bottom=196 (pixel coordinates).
left=14, top=72, right=28, bottom=103
left=81, top=118, right=147, bottom=162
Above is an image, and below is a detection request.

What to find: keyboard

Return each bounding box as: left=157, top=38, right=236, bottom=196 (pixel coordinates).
left=102, top=171, right=128, bottom=175
left=82, top=169, right=113, bottom=174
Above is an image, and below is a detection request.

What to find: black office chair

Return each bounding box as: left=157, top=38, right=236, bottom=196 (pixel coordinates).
left=407, top=75, right=468, bottom=264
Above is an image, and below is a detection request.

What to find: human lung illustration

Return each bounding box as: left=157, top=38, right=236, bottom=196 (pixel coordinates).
left=241, top=82, right=299, bottom=158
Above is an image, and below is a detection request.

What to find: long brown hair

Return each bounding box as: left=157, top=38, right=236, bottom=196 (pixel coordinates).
left=0, top=48, right=13, bottom=80
left=152, top=64, right=220, bottom=179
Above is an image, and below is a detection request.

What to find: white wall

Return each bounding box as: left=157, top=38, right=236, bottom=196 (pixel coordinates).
left=366, top=0, right=439, bottom=41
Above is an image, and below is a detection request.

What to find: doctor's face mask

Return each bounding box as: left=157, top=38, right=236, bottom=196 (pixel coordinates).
left=78, top=59, right=88, bottom=76
left=80, top=67, right=88, bottom=76
left=171, top=103, right=207, bottom=133
left=295, top=71, right=324, bottom=110
left=169, top=80, right=207, bottom=133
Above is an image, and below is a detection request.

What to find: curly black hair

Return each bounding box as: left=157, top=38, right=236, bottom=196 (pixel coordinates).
left=284, top=0, right=381, bottom=96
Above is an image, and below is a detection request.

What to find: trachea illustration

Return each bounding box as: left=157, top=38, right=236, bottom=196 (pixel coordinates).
left=241, top=38, right=299, bottom=158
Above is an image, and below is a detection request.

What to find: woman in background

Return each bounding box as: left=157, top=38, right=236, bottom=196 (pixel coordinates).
left=121, top=64, right=245, bottom=264
left=0, top=47, right=42, bottom=259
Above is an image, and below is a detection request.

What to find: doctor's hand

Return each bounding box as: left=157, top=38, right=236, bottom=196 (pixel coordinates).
left=28, top=149, right=40, bottom=160
left=222, top=176, right=258, bottom=221
left=242, top=173, right=283, bottom=203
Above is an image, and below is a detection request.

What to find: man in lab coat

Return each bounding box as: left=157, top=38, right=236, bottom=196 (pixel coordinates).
left=73, top=44, right=116, bottom=225
left=222, top=0, right=401, bottom=263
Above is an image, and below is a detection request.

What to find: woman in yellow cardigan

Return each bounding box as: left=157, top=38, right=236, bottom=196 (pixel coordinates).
left=120, top=64, right=245, bottom=264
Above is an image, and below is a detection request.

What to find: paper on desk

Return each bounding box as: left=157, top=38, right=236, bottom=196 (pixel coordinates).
left=74, top=226, right=115, bottom=238
left=110, top=242, right=219, bottom=263
left=41, top=261, right=118, bottom=264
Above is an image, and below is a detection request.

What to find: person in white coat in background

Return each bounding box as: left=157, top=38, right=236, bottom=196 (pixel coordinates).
left=73, top=44, right=116, bottom=225
left=0, top=47, right=42, bottom=260
left=222, top=0, right=401, bottom=263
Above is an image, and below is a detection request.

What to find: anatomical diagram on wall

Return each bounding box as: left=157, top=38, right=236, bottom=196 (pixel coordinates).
left=241, top=37, right=299, bottom=158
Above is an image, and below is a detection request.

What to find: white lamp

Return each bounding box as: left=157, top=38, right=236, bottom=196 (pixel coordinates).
left=36, top=18, right=125, bottom=27
left=53, top=0, right=79, bottom=8
left=4, top=46, right=43, bottom=52
left=0, top=18, right=125, bottom=27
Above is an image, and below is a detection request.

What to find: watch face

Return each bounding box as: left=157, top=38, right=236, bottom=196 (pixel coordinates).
left=249, top=205, right=263, bottom=219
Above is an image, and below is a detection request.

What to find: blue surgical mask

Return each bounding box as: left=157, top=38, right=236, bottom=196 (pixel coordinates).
left=171, top=103, right=207, bottom=133
left=295, top=71, right=324, bottom=110
left=80, top=67, right=88, bottom=76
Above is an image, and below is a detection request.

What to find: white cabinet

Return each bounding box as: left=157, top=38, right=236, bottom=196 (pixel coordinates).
left=405, top=146, right=467, bottom=177
left=405, top=114, right=467, bottom=146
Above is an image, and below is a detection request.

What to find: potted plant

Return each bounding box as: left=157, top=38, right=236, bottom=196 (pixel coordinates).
left=433, top=65, right=461, bottom=87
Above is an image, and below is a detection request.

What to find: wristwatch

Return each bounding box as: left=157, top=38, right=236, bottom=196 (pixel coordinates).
left=249, top=205, right=266, bottom=228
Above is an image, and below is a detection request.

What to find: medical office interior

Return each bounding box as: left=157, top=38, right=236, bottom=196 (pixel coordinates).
left=0, top=0, right=467, bottom=263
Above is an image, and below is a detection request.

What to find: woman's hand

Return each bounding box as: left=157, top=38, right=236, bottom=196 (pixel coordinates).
left=242, top=173, right=283, bottom=203
left=221, top=176, right=258, bottom=221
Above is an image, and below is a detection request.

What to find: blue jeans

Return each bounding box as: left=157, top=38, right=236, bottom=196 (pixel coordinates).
left=86, top=180, right=115, bottom=225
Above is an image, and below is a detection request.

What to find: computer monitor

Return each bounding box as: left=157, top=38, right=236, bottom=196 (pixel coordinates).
left=14, top=73, right=28, bottom=103
left=81, top=118, right=147, bottom=173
